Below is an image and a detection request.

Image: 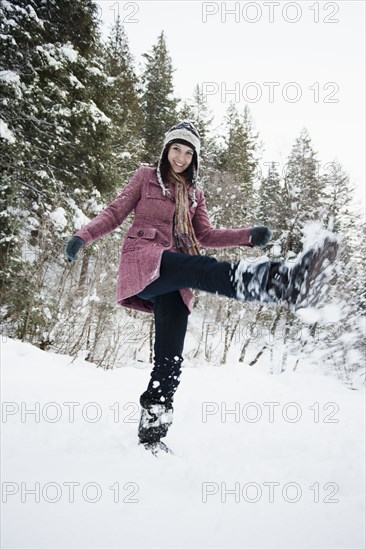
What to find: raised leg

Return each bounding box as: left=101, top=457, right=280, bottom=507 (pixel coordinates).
left=136, top=250, right=244, bottom=301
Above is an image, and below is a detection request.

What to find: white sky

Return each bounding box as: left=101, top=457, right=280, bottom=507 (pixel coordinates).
left=95, top=0, right=365, bottom=215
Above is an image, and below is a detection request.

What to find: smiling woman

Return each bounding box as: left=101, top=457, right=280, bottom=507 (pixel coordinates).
left=156, top=121, right=201, bottom=194
left=65, top=120, right=337, bottom=455
left=168, top=143, right=194, bottom=171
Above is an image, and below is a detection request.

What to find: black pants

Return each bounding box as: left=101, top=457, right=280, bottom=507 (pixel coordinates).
left=137, top=251, right=253, bottom=408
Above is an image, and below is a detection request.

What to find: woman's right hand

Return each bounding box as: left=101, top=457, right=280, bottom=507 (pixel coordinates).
left=65, top=236, right=85, bottom=263
left=250, top=226, right=272, bottom=248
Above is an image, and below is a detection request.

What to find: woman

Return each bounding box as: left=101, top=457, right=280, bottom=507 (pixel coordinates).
left=66, top=121, right=336, bottom=454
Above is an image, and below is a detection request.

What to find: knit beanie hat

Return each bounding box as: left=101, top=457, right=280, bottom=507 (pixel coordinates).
left=156, top=121, right=201, bottom=198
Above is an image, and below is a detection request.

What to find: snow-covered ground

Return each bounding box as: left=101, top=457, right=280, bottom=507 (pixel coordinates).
left=1, top=338, right=365, bottom=550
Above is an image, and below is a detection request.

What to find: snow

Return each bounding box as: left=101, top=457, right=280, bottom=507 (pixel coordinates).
left=72, top=207, right=90, bottom=229
left=3, top=17, right=16, bottom=27
left=295, top=302, right=346, bottom=325
left=316, top=302, right=347, bottom=323
left=82, top=290, right=101, bottom=305
left=0, top=70, right=20, bottom=84
left=88, top=66, right=103, bottom=76
left=346, top=348, right=364, bottom=366
left=49, top=207, right=67, bottom=231
left=0, top=68, right=24, bottom=97
left=1, top=338, right=365, bottom=550
left=53, top=105, right=71, bottom=117
left=295, top=306, right=321, bottom=324
left=234, top=255, right=271, bottom=302
left=27, top=216, right=39, bottom=229
left=272, top=242, right=282, bottom=256
left=26, top=3, right=44, bottom=27
left=69, top=74, right=84, bottom=89
left=0, top=34, right=17, bottom=47
left=35, top=45, right=61, bottom=69
left=35, top=170, right=49, bottom=179
left=34, top=43, right=78, bottom=70
left=60, top=44, right=78, bottom=64
left=0, top=118, right=16, bottom=143
left=1, top=1, right=15, bottom=12
left=301, top=220, right=340, bottom=251
left=88, top=100, right=111, bottom=125
left=120, top=151, right=131, bottom=159
left=358, top=317, right=366, bottom=337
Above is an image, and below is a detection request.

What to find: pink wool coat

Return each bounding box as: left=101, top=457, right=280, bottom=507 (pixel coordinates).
left=74, top=166, right=254, bottom=314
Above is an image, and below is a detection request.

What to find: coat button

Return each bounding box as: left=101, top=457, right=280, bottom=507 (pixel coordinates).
left=137, top=230, right=143, bottom=237
left=163, top=241, right=170, bottom=247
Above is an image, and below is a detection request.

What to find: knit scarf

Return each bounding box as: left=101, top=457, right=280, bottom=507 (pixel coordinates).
left=168, top=169, right=201, bottom=256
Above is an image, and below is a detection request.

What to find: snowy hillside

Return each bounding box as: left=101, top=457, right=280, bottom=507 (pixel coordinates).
left=1, top=338, right=365, bottom=550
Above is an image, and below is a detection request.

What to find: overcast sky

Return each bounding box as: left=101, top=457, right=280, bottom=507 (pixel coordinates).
left=95, top=0, right=365, bottom=215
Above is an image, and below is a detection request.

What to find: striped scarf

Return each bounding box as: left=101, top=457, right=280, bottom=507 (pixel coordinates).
left=169, top=169, right=201, bottom=256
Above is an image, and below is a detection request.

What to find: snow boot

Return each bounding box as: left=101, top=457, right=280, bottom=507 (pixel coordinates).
left=287, top=236, right=339, bottom=309
left=138, top=399, right=174, bottom=448
left=234, top=236, right=338, bottom=311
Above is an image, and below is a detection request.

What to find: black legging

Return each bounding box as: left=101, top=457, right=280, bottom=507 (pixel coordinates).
left=137, top=250, right=252, bottom=408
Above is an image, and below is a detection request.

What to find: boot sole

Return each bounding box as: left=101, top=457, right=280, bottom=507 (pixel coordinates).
left=292, top=237, right=339, bottom=310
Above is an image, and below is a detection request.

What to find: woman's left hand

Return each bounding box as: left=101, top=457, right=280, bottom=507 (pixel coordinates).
left=250, top=226, right=272, bottom=248
left=65, top=236, right=85, bottom=263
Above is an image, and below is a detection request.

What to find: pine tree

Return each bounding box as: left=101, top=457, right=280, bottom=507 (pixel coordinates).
left=102, top=16, right=144, bottom=178
left=40, top=0, right=99, bottom=56
left=215, top=103, right=260, bottom=224
left=322, top=161, right=354, bottom=234
left=322, top=161, right=365, bottom=352
left=35, top=0, right=115, bottom=195
left=282, top=128, right=326, bottom=255
left=0, top=0, right=113, bottom=343
left=141, top=31, right=179, bottom=163
left=220, top=104, right=259, bottom=177
left=255, top=162, right=283, bottom=233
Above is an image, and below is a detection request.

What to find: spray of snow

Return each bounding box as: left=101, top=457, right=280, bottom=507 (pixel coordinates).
left=301, top=220, right=340, bottom=251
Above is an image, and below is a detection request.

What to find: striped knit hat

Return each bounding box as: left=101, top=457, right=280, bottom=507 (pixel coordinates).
left=156, top=121, right=201, bottom=203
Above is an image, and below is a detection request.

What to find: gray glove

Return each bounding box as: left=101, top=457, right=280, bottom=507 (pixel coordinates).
left=65, top=236, right=85, bottom=263
left=250, top=226, right=272, bottom=248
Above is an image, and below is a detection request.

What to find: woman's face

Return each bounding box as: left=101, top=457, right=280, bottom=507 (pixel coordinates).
left=167, top=143, right=194, bottom=173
